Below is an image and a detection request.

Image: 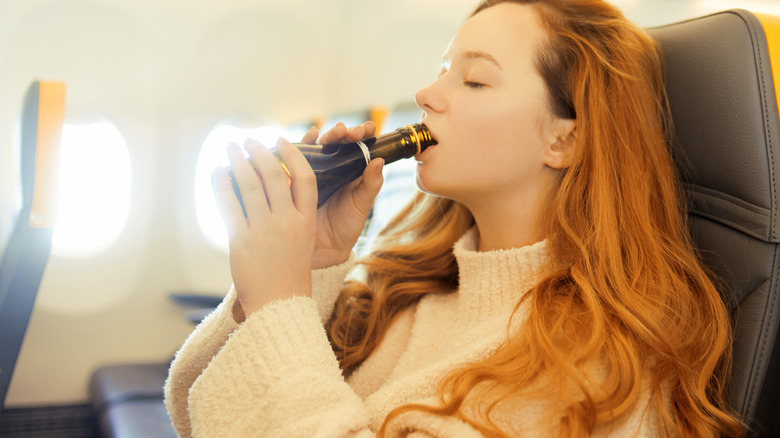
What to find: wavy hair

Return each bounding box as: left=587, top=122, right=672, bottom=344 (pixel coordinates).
left=327, top=1, right=744, bottom=436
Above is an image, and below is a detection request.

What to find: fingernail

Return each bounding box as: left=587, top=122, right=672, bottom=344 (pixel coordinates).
left=244, top=139, right=266, bottom=154
left=376, top=158, right=385, bottom=175
left=244, top=137, right=259, bottom=149
left=277, top=137, right=289, bottom=148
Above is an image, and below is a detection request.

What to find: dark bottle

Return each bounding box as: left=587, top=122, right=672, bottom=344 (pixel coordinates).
left=227, top=123, right=436, bottom=211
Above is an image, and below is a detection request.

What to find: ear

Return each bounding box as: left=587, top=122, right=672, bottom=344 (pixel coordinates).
left=543, top=118, right=576, bottom=170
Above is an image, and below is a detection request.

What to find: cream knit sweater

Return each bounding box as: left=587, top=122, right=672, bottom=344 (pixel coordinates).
left=164, top=229, right=663, bottom=437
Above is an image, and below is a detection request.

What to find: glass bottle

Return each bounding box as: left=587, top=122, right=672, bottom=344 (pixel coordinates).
left=227, top=123, right=435, bottom=210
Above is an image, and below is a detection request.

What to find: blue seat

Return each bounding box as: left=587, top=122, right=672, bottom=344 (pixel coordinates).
left=0, top=80, right=65, bottom=412
left=89, top=363, right=176, bottom=438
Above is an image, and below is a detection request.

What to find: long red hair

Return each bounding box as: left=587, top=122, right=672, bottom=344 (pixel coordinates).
left=328, top=1, right=744, bottom=436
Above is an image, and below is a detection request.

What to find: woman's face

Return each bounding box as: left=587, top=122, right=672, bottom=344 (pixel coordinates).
left=415, top=3, right=569, bottom=210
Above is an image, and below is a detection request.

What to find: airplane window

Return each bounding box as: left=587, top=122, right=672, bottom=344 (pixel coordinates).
left=195, top=123, right=290, bottom=252
left=52, top=121, right=131, bottom=258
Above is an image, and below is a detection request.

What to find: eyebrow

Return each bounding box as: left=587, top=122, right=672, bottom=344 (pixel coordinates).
left=442, top=50, right=503, bottom=71
left=465, top=50, right=502, bottom=69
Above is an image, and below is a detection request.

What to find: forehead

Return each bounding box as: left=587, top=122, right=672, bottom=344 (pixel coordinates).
left=445, top=3, right=545, bottom=68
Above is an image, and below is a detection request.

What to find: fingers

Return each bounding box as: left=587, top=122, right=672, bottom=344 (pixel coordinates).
left=226, top=141, right=270, bottom=224
left=360, top=121, right=377, bottom=140
left=318, top=122, right=347, bottom=145
left=212, top=165, right=246, bottom=239
left=301, top=126, right=319, bottom=144
left=219, top=120, right=376, bottom=225
left=352, top=157, right=385, bottom=214
left=243, top=138, right=294, bottom=214
left=225, top=136, right=317, bottom=219
left=276, top=138, right=318, bottom=215
left=318, top=121, right=377, bottom=145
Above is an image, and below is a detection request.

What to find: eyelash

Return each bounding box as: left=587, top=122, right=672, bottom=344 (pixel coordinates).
left=463, top=81, right=485, bottom=89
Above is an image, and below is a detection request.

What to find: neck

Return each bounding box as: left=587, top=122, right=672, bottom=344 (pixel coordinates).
left=460, top=177, right=553, bottom=252
left=470, top=205, right=545, bottom=252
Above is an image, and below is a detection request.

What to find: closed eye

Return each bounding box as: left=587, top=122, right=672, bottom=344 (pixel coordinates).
left=464, top=81, right=486, bottom=89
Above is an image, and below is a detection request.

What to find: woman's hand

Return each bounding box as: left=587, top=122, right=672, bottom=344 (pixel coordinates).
left=211, top=121, right=383, bottom=315
left=301, top=122, right=385, bottom=269
left=212, top=137, right=318, bottom=316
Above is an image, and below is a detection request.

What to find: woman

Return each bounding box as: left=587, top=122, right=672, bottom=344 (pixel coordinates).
left=165, top=0, right=744, bottom=436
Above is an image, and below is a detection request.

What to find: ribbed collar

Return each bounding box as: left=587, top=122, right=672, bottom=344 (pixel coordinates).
left=451, top=227, right=552, bottom=322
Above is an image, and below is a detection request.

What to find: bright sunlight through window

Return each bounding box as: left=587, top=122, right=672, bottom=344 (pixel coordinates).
left=196, top=123, right=305, bottom=252
left=52, top=121, right=131, bottom=258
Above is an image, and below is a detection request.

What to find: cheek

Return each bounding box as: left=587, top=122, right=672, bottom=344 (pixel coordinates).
left=465, top=102, right=551, bottom=181
left=471, top=85, right=544, bottom=123
left=416, top=93, right=551, bottom=197
left=462, top=98, right=547, bottom=153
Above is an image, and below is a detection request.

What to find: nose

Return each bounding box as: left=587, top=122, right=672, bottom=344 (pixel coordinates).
left=414, top=78, right=444, bottom=117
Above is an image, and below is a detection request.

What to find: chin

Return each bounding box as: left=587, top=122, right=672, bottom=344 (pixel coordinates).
left=415, top=170, right=453, bottom=200
left=414, top=171, right=431, bottom=195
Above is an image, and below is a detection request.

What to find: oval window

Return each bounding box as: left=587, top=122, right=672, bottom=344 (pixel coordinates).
left=52, top=121, right=131, bottom=257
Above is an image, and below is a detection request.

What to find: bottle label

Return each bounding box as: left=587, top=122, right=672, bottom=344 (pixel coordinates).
left=356, top=140, right=371, bottom=165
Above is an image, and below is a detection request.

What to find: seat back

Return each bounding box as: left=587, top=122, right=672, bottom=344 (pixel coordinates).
left=651, top=10, right=780, bottom=435
left=0, top=80, right=65, bottom=411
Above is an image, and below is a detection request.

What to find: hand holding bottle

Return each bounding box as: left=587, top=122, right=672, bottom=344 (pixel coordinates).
left=211, top=122, right=384, bottom=316
left=303, top=121, right=385, bottom=269
left=211, top=134, right=321, bottom=316
left=220, top=121, right=434, bottom=273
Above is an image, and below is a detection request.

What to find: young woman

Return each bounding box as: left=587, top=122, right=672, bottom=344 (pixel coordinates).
left=165, top=1, right=744, bottom=436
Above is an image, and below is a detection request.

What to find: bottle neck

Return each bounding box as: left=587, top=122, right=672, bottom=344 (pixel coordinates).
left=366, top=123, right=435, bottom=164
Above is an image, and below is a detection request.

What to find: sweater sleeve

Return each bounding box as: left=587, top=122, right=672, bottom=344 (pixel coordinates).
left=164, top=287, right=242, bottom=438
left=164, top=256, right=354, bottom=438
left=185, top=296, right=375, bottom=437
left=310, top=253, right=355, bottom=324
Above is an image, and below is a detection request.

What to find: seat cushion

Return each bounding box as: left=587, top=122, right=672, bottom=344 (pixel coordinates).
left=89, top=362, right=176, bottom=438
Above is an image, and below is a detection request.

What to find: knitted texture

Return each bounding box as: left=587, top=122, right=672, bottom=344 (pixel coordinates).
left=165, top=229, right=661, bottom=436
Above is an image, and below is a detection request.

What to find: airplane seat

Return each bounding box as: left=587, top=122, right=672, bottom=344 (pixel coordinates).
left=88, top=293, right=221, bottom=437
left=0, top=80, right=65, bottom=413
left=88, top=291, right=224, bottom=437
left=650, top=9, right=780, bottom=436
left=89, top=363, right=176, bottom=438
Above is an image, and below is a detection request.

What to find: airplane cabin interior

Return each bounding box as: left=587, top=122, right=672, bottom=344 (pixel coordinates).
left=1, top=0, right=780, bottom=436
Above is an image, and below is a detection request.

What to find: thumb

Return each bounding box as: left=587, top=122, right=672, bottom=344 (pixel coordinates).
left=352, top=158, right=384, bottom=213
